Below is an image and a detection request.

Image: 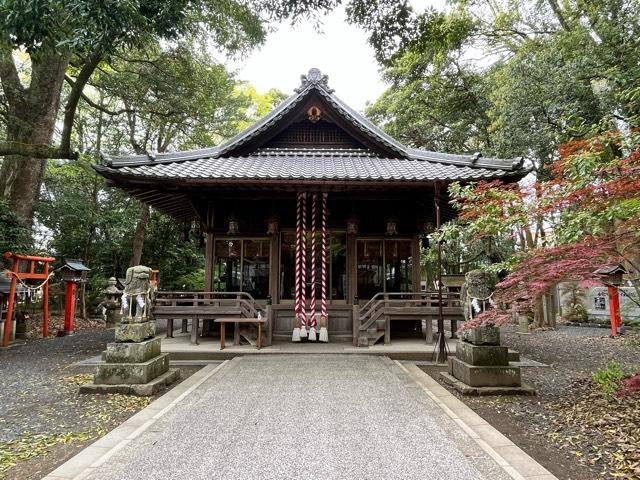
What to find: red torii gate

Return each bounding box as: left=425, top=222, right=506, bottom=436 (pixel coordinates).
left=2, top=252, right=55, bottom=347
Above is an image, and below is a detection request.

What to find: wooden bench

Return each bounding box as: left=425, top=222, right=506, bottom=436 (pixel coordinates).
left=215, top=317, right=267, bottom=350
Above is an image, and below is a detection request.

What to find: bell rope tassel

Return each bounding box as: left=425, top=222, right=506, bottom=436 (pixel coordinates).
left=308, top=194, right=318, bottom=340
left=299, top=192, right=308, bottom=338
left=319, top=192, right=329, bottom=343
left=292, top=192, right=303, bottom=342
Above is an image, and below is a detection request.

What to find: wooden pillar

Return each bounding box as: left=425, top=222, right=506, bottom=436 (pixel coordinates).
left=352, top=297, right=360, bottom=346
left=203, top=203, right=215, bottom=291
left=204, top=232, right=215, bottom=291
left=411, top=233, right=421, bottom=293
left=268, top=232, right=279, bottom=303
left=203, top=236, right=214, bottom=335
left=347, top=232, right=357, bottom=305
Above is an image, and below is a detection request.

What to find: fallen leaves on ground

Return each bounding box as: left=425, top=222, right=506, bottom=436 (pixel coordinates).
left=0, top=375, right=152, bottom=480
left=547, top=380, right=640, bottom=479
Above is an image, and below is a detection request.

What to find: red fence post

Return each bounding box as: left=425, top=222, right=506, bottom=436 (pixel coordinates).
left=43, top=262, right=50, bottom=337
left=62, top=281, right=77, bottom=335
left=607, top=285, right=621, bottom=337
left=2, top=260, right=19, bottom=348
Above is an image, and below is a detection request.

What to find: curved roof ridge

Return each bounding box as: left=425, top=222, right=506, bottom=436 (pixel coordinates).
left=101, top=67, right=526, bottom=174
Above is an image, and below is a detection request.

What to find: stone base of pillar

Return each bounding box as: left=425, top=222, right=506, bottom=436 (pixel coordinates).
left=440, top=325, right=535, bottom=396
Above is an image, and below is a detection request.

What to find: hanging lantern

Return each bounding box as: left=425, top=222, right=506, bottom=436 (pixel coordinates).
left=227, top=217, right=239, bottom=235
left=180, top=221, right=190, bottom=242
left=385, top=219, right=398, bottom=236
left=266, top=216, right=279, bottom=236
left=346, top=215, right=359, bottom=235
left=421, top=220, right=435, bottom=235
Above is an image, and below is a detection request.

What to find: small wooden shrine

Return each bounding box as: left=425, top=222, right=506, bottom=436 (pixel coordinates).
left=95, top=68, right=527, bottom=346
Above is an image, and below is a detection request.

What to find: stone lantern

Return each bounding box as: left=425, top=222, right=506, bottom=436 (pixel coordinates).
left=101, top=277, right=122, bottom=328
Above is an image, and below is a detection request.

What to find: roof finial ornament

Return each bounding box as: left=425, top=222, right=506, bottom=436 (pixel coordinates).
left=295, top=67, right=334, bottom=93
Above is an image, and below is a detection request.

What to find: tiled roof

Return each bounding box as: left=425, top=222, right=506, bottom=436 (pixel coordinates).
left=97, top=68, right=529, bottom=183
left=98, top=150, right=512, bottom=183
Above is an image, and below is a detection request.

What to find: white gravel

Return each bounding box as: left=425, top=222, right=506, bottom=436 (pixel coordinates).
left=85, top=355, right=510, bottom=480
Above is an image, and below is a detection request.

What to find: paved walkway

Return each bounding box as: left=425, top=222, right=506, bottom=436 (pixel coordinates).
left=49, top=355, right=555, bottom=480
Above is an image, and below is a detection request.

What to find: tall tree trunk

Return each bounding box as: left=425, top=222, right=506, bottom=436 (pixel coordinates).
left=0, top=54, right=70, bottom=227
left=130, top=203, right=150, bottom=266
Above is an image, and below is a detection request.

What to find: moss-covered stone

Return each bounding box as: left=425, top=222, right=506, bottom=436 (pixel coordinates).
left=94, top=353, right=169, bottom=385
left=105, top=337, right=161, bottom=363
left=461, top=325, right=500, bottom=345
left=456, top=341, right=509, bottom=366
left=448, top=357, right=521, bottom=387
left=115, top=321, right=155, bottom=343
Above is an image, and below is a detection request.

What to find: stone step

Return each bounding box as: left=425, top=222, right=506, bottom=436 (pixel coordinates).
left=456, top=341, right=509, bottom=366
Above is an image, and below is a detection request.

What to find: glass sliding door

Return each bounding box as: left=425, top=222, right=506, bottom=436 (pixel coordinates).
left=279, top=232, right=296, bottom=300
left=214, top=240, right=241, bottom=292
left=214, top=238, right=270, bottom=298
left=385, top=240, right=413, bottom=292
left=356, top=238, right=414, bottom=299
left=243, top=240, right=270, bottom=298
left=357, top=240, right=384, bottom=299
left=330, top=233, right=346, bottom=300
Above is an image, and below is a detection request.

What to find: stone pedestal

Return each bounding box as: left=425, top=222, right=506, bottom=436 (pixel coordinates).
left=441, top=325, right=535, bottom=396
left=80, top=266, right=179, bottom=396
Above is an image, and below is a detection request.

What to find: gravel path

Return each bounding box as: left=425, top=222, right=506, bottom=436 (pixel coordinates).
left=85, top=355, right=511, bottom=480
left=0, top=330, right=114, bottom=441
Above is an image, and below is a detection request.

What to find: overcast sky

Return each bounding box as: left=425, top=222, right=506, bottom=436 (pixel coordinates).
left=230, top=1, right=444, bottom=112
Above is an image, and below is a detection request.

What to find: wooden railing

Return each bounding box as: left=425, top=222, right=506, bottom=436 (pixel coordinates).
left=153, top=291, right=265, bottom=344
left=153, top=291, right=263, bottom=319
left=357, top=291, right=463, bottom=345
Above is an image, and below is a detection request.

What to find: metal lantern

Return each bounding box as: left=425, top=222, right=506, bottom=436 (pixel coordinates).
left=385, top=219, right=398, bottom=236
left=227, top=217, right=240, bottom=235
left=421, top=220, right=435, bottom=234
left=180, top=221, right=190, bottom=242
left=266, top=216, right=279, bottom=236
left=346, top=215, right=359, bottom=235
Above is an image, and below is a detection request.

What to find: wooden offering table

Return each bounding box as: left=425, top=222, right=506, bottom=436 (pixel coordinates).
left=215, top=317, right=267, bottom=350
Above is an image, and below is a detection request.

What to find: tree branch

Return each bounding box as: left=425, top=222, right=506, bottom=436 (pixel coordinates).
left=0, top=49, right=24, bottom=106
left=59, top=50, right=104, bottom=154
left=0, top=140, right=78, bottom=159
left=547, top=0, right=572, bottom=32
left=64, top=75, right=134, bottom=116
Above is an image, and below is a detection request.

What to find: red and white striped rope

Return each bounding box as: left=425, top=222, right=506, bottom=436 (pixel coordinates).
left=309, top=194, right=317, bottom=328
left=300, top=192, right=308, bottom=327
left=321, top=193, right=328, bottom=319
left=294, top=192, right=302, bottom=323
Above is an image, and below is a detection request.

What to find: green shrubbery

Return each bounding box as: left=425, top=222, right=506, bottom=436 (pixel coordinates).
left=593, top=361, right=625, bottom=400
